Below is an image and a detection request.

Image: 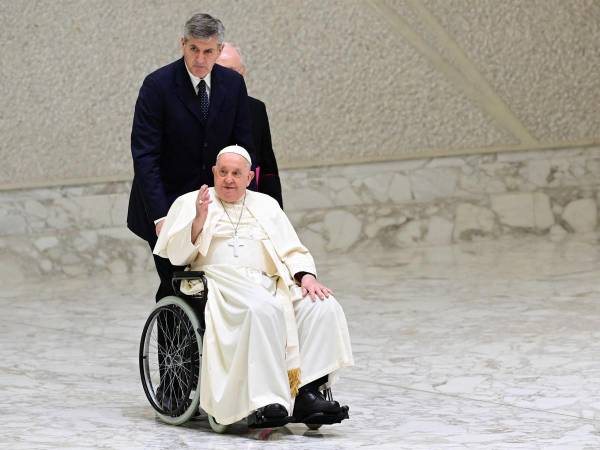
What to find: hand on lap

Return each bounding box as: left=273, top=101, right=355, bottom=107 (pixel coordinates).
left=301, top=274, right=333, bottom=302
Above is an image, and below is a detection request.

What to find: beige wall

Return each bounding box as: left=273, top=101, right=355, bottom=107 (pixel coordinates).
left=1, top=0, right=599, bottom=189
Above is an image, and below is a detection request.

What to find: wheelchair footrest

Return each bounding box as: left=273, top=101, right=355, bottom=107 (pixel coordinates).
left=299, top=405, right=349, bottom=425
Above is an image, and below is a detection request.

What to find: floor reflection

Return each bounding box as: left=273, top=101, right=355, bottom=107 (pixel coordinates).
left=2, top=235, right=600, bottom=448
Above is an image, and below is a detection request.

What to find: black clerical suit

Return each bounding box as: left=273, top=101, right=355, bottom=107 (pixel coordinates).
left=248, top=96, right=283, bottom=209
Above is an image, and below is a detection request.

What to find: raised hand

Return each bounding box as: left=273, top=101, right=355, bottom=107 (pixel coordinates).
left=191, top=185, right=212, bottom=243
left=195, top=184, right=212, bottom=220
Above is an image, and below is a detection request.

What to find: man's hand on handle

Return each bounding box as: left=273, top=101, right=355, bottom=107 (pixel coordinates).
left=155, top=219, right=165, bottom=237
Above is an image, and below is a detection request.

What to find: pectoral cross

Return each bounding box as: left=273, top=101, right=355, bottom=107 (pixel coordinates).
left=228, top=233, right=245, bottom=257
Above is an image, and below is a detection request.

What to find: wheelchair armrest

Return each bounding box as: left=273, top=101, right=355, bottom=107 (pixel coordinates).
left=171, top=271, right=207, bottom=299
left=172, top=271, right=206, bottom=281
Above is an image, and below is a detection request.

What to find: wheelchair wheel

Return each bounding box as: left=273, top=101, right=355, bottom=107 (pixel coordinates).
left=139, top=296, right=203, bottom=425
left=208, top=415, right=228, bottom=433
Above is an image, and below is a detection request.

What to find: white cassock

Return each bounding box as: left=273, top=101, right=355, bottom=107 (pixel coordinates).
left=153, top=188, right=354, bottom=425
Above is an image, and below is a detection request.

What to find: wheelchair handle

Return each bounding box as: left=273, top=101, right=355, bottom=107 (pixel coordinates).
left=171, top=271, right=208, bottom=299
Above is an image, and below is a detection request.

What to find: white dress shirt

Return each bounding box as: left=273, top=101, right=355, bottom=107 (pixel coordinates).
left=185, top=66, right=211, bottom=98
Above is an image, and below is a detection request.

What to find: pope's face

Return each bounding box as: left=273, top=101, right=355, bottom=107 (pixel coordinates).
left=212, top=153, right=254, bottom=203
left=181, top=35, right=222, bottom=79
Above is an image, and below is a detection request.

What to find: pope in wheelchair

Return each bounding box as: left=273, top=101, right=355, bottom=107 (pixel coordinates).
left=139, top=145, right=354, bottom=432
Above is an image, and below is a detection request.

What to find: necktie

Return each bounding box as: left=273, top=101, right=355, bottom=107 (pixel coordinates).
left=198, top=79, right=209, bottom=121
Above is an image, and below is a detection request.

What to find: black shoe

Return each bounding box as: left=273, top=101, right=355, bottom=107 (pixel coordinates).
left=247, top=403, right=291, bottom=428
left=303, top=405, right=350, bottom=426
left=263, top=403, right=288, bottom=419
left=292, top=389, right=341, bottom=421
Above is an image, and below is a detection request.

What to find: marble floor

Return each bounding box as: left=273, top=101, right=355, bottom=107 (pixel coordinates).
left=3, top=235, right=600, bottom=449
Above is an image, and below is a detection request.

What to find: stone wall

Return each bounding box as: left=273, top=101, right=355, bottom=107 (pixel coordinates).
left=1, top=1, right=598, bottom=189
left=286, top=146, right=600, bottom=253
left=1, top=145, right=598, bottom=286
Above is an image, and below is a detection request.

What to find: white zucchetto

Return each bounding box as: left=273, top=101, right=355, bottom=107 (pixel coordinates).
left=217, top=145, right=252, bottom=165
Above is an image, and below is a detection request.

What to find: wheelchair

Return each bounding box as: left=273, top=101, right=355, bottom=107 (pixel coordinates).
left=139, top=271, right=348, bottom=433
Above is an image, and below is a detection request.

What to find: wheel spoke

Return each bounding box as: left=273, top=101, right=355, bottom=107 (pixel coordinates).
left=150, top=338, right=169, bottom=356
left=157, top=311, right=177, bottom=352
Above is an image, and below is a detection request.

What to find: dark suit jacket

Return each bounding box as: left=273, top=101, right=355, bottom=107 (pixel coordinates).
left=248, top=96, right=283, bottom=208
left=127, top=59, right=254, bottom=243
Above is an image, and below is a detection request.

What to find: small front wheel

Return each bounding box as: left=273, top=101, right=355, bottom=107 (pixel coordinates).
left=208, top=415, right=228, bottom=433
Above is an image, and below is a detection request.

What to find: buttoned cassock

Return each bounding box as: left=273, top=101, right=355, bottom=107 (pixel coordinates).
left=153, top=188, right=353, bottom=425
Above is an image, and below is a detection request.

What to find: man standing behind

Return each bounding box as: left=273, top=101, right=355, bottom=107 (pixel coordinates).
left=128, top=14, right=254, bottom=302
left=216, top=43, right=283, bottom=208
